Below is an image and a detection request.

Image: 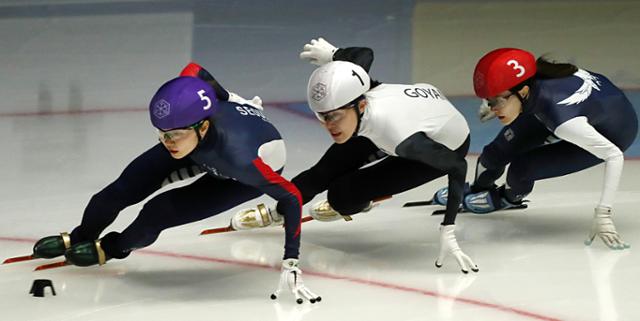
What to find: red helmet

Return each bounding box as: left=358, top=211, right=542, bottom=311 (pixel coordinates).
left=473, top=48, right=536, bottom=98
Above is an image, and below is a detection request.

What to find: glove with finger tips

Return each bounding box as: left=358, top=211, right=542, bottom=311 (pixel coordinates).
left=299, top=37, right=338, bottom=66
left=436, top=224, right=479, bottom=274
left=585, top=206, right=630, bottom=250
left=228, top=92, right=264, bottom=111
left=271, top=258, right=322, bottom=304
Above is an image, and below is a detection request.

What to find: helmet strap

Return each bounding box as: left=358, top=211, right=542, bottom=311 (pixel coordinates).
left=193, top=119, right=208, bottom=144
left=351, top=96, right=365, bottom=138
left=515, top=92, right=524, bottom=104
left=510, top=79, right=532, bottom=110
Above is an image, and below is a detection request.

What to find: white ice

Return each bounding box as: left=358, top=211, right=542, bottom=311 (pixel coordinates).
left=1, top=106, right=639, bottom=321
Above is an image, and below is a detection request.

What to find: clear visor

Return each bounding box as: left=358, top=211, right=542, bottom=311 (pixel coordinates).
left=486, top=93, right=514, bottom=109
left=158, top=128, right=193, bottom=142
left=157, top=121, right=203, bottom=142
left=314, top=105, right=351, bottom=124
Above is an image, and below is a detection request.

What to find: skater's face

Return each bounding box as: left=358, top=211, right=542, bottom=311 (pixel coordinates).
left=317, top=99, right=366, bottom=144
left=488, top=86, right=529, bottom=125
left=158, top=120, right=210, bottom=159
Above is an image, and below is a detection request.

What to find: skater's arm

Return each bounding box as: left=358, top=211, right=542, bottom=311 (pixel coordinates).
left=396, top=133, right=479, bottom=273
left=333, top=47, right=374, bottom=72
left=299, top=38, right=379, bottom=87
left=395, top=133, right=467, bottom=225
left=553, top=117, right=623, bottom=208
left=474, top=113, right=551, bottom=190
left=245, top=158, right=302, bottom=260
left=179, top=62, right=230, bottom=101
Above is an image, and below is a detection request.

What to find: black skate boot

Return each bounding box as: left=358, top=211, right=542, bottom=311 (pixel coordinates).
left=33, top=232, right=72, bottom=259
left=64, top=239, right=110, bottom=267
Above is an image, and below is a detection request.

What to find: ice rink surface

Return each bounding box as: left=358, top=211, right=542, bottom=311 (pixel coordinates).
left=1, top=106, right=639, bottom=321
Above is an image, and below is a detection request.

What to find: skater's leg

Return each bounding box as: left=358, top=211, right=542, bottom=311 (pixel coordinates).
left=100, top=175, right=261, bottom=258
left=70, top=143, right=192, bottom=243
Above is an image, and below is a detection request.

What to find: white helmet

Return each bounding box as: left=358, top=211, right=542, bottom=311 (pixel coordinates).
left=306, top=61, right=371, bottom=113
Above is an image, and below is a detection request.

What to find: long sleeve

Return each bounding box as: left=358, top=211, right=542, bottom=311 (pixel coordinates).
left=475, top=112, right=551, bottom=189
left=396, top=133, right=468, bottom=225
left=553, top=117, right=623, bottom=208
left=248, top=158, right=303, bottom=259
left=333, top=47, right=374, bottom=72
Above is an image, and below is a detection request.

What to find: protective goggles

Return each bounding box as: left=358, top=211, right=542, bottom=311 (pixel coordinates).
left=157, top=120, right=204, bottom=142
left=485, top=93, right=515, bottom=110
left=314, top=104, right=354, bottom=124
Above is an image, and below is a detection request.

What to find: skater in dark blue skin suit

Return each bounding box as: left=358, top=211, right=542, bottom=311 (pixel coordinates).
left=27, top=63, right=320, bottom=303
left=435, top=48, right=638, bottom=250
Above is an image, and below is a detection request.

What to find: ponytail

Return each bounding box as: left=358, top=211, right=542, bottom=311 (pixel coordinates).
left=509, top=56, right=578, bottom=93
left=534, top=56, right=578, bottom=79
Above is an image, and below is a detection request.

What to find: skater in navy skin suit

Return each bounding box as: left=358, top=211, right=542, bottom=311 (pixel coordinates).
left=26, top=63, right=320, bottom=303
left=434, top=48, right=637, bottom=250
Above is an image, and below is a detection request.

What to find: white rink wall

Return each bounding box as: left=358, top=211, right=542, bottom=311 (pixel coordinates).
left=412, top=0, right=640, bottom=95
left=0, top=0, right=639, bottom=113
left=0, top=0, right=413, bottom=114
left=0, top=11, right=193, bottom=113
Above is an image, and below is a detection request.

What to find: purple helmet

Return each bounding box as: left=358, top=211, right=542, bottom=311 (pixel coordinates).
left=149, top=76, right=218, bottom=130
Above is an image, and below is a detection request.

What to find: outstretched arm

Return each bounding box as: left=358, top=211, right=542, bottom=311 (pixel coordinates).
left=299, top=37, right=378, bottom=85
left=246, top=158, right=302, bottom=260
left=474, top=112, right=551, bottom=190
left=396, top=133, right=467, bottom=225
left=242, top=159, right=322, bottom=303
left=553, top=116, right=629, bottom=249
left=180, top=62, right=230, bottom=101
left=333, top=47, right=374, bottom=72
left=396, top=133, right=478, bottom=273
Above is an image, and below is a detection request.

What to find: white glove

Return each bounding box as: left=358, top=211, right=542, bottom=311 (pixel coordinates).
left=228, top=91, right=264, bottom=110
left=435, top=224, right=479, bottom=274
left=478, top=99, right=496, bottom=122
left=585, top=206, right=630, bottom=250
left=249, top=95, right=263, bottom=108
left=271, top=259, right=321, bottom=304
left=299, top=37, right=338, bottom=66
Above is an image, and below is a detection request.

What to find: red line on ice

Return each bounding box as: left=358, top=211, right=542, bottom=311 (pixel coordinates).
left=1, top=236, right=564, bottom=321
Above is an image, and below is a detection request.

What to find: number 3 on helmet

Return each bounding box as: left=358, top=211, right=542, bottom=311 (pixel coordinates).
left=473, top=48, right=536, bottom=99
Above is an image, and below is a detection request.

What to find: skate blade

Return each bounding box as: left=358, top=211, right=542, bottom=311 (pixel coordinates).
left=431, top=203, right=529, bottom=215
left=403, top=199, right=435, bottom=207
left=200, top=226, right=235, bottom=235
left=34, top=261, right=69, bottom=271
left=402, top=198, right=438, bottom=207
left=200, top=216, right=317, bottom=235
left=3, top=255, right=35, bottom=264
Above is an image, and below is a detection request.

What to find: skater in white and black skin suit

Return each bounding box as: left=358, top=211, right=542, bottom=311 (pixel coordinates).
left=436, top=48, right=638, bottom=249
left=234, top=38, right=478, bottom=273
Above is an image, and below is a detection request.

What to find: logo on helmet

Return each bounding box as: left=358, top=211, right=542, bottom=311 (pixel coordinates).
left=311, top=83, right=327, bottom=101
left=153, top=99, right=171, bottom=119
